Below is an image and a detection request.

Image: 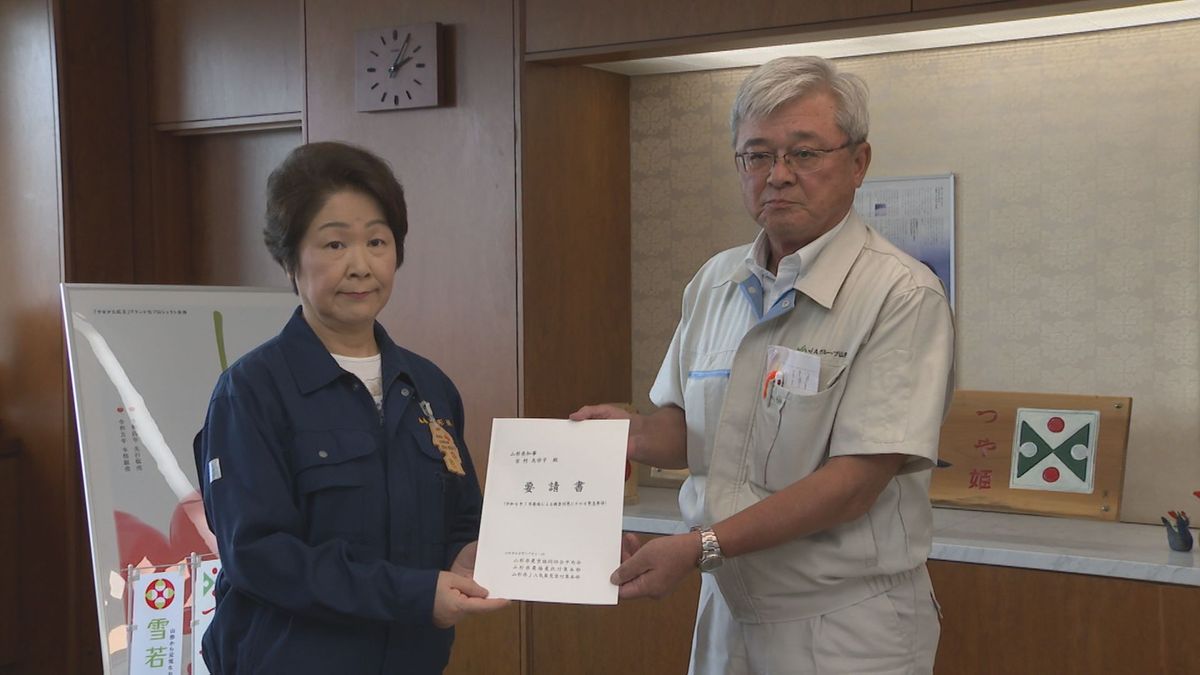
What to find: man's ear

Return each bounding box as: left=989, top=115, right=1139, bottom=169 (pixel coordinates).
left=853, top=141, right=872, bottom=186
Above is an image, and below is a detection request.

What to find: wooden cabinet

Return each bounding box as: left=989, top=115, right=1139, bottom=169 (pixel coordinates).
left=529, top=570, right=700, bottom=674
left=525, top=0, right=906, bottom=55
left=149, top=0, right=303, bottom=126
left=521, top=558, right=1200, bottom=674
left=524, top=0, right=1168, bottom=59
left=445, top=604, right=523, bottom=675
left=928, top=560, right=1200, bottom=674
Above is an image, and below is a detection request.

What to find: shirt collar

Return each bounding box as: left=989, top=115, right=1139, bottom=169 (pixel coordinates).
left=726, top=209, right=861, bottom=309
left=793, top=210, right=868, bottom=309
left=742, top=215, right=846, bottom=285
left=277, top=306, right=415, bottom=395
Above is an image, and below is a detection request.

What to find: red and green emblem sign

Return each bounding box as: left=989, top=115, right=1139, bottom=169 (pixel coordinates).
left=143, top=577, right=176, bottom=610
left=1010, top=408, right=1099, bottom=494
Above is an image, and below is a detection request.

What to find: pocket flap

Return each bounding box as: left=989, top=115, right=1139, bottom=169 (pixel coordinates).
left=411, top=421, right=458, bottom=465
left=292, top=429, right=375, bottom=472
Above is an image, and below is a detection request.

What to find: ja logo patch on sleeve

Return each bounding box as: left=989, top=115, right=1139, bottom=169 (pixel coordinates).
left=1010, top=408, right=1100, bottom=494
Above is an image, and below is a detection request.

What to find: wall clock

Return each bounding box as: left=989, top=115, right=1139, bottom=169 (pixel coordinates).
left=354, top=22, right=442, bottom=112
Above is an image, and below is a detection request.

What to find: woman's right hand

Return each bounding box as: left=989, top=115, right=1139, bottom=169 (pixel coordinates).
left=432, top=571, right=509, bottom=629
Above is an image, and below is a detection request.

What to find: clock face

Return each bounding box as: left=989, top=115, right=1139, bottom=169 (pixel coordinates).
left=355, top=23, right=441, bottom=112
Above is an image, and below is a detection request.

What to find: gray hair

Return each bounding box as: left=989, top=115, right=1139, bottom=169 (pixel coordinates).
left=730, top=56, right=870, bottom=148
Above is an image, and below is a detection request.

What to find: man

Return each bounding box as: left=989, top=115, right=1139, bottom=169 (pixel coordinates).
left=572, top=56, right=954, bottom=674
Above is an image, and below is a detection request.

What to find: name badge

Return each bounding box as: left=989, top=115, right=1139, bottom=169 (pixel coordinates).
left=420, top=400, right=466, bottom=476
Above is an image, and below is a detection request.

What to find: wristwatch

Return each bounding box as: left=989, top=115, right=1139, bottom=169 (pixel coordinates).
left=693, top=526, right=724, bottom=573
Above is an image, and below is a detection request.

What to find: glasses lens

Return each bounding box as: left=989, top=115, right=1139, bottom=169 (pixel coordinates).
left=737, top=153, right=769, bottom=174
left=787, top=149, right=821, bottom=174
left=738, top=150, right=823, bottom=176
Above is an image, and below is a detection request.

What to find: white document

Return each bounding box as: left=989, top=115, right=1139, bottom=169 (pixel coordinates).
left=765, top=345, right=820, bottom=401
left=474, top=418, right=629, bottom=604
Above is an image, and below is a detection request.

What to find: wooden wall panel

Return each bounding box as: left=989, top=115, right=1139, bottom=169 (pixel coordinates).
left=303, top=0, right=520, bottom=489
left=521, top=63, right=631, bottom=419
left=445, top=603, right=524, bottom=674
left=304, top=1, right=521, bottom=672
left=189, top=129, right=301, bottom=288
left=128, top=0, right=199, bottom=285
left=0, top=445, right=18, bottom=668
left=529, top=554, right=700, bottom=674
left=928, top=560, right=1200, bottom=674
left=59, top=0, right=136, bottom=283
left=0, top=1, right=99, bottom=673
left=525, top=0, right=907, bottom=55
left=149, top=0, right=303, bottom=125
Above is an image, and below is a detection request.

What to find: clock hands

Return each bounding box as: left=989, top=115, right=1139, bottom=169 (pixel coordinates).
left=388, top=32, right=412, bottom=78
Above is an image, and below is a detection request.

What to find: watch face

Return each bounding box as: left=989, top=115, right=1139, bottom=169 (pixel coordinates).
left=699, top=554, right=724, bottom=573
left=355, top=23, right=441, bottom=112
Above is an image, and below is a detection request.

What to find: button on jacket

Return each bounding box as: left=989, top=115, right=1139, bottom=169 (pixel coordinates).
left=194, top=307, right=482, bottom=674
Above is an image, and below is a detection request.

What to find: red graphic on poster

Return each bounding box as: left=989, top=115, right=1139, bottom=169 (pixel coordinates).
left=114, top=491, right=212, bottom=571
left=144, top=578, right=176, bottom=610
left=116, top=489, right=215, bottom=635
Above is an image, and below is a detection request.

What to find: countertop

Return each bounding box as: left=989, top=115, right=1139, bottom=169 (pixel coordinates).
left=623, top=487, right=1200, bottom=587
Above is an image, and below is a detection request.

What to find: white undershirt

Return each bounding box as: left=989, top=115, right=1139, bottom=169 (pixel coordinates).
left=331, top=352, right=384, bottom=410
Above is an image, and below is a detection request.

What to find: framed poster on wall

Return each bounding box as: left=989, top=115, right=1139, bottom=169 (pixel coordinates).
left=61, top=284, right=297, bottom=675
left=853, top=174, right=956, bottom=307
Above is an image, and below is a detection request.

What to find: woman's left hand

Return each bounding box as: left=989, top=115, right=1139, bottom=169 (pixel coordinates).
left=432, top=570, right=509, bottom=628
left=450, top=541, right=479, bottom=579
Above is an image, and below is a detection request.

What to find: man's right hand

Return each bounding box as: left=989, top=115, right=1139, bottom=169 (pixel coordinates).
left=569, top=404, right=641, bottom=459
left=569, top=404, right=688, bottom=470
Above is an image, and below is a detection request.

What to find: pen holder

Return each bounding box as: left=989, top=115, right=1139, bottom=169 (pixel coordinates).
left=1162, top=511, right=1193, bottom=552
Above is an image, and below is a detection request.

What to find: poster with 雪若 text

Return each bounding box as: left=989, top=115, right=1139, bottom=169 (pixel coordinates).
left=62, top=284, right=297, bottom=675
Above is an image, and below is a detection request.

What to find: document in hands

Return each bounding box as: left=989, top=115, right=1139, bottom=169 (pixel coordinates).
left=474, top=418, right=629, bottom=604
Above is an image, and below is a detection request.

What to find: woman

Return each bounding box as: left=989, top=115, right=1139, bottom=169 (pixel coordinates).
left=193, top=141, right=507, bottom=674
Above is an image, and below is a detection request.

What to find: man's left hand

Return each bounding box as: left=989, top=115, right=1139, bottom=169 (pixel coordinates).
left=609, top=532, right=699, bottom=600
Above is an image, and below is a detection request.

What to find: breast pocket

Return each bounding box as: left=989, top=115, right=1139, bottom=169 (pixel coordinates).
left=411, top=422, right=468, bottom=546
left=749, top=362, right=847, bottom=493
left=682, top=350, right=735, bottom=476
left=292, top=429, right=376, bottom=544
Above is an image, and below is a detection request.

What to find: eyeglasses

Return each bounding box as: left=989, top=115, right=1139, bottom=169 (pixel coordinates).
left=734, top=141, right=854, bottom=176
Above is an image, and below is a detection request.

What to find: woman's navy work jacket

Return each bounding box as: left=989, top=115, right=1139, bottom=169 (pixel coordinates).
left=193, top=307, right=483, bottom=674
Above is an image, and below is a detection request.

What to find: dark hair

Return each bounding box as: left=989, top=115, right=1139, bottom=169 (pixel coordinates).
left=264, top=141, right=408, bottom=286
